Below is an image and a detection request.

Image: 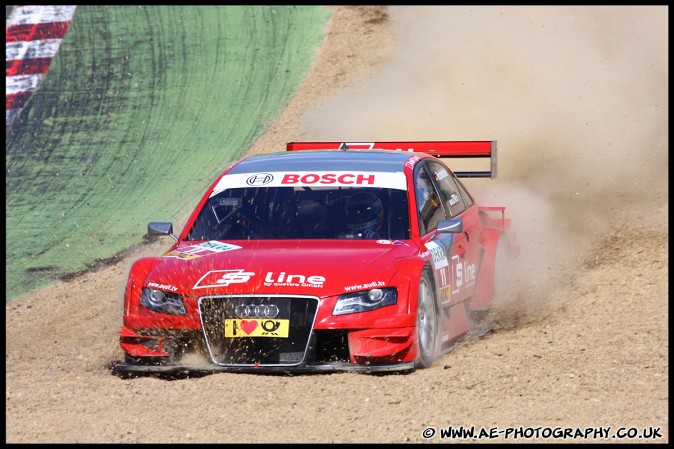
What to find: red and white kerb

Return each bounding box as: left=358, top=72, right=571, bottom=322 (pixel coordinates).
left=6, top=5, right=77, bottom=128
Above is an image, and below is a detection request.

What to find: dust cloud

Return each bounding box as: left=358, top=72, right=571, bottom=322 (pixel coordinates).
left=301, top=6, right=668, bottom=317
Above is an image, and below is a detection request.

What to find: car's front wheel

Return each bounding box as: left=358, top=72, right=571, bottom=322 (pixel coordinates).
left=415, top=267, right=438, bottom=368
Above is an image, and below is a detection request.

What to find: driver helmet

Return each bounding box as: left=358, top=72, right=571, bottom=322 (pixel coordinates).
left=344, top=191, right=384, bottom=234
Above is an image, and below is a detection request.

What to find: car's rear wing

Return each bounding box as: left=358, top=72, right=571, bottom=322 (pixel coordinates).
left=286, top=141, right=497, bottom=178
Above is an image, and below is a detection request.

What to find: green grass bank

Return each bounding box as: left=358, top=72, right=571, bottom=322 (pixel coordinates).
left=5, top=5, right=331, bottom=301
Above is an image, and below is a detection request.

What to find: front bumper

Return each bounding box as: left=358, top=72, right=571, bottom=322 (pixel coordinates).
left=114, top=360, right=416, bottom=375
left=119, top=325, right=418, bottom=374
left=120, top=293, right=419, bottom=374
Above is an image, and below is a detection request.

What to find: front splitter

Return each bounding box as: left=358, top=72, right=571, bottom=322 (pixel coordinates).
left=114, top=361, right=416, bottom=375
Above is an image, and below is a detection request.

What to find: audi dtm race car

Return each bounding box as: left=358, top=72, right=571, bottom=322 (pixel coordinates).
left=118, top=141, right=518, bottom=375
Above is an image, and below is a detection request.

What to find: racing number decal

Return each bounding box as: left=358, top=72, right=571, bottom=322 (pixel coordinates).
left=425, top=238, right=477, bottom=302
left=424, top=241, right=452, bottom=305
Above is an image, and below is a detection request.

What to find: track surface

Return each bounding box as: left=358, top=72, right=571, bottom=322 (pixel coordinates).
left=5, top=6, right=668, bottom=443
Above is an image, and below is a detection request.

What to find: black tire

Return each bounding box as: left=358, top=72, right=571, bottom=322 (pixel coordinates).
left=415, top=267, right=438, bottom=368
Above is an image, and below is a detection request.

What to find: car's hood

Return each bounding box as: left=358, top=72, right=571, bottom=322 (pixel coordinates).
left=144, top=239, right=419, bottom=297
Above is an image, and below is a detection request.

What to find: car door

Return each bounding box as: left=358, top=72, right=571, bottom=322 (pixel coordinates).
left=414, top=159, right=481, bottom=309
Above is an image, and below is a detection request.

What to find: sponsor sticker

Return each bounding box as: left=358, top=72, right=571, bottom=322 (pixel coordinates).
left=340, top=142, right=375, bottom=150
left=224, top=319, right=290, bottom=338
left=194, top=269, right=255, bottom=289
left=210, top=171, right=407, bottom=196
left=425, top=241, right=449, bottom=269
left=451, top=255, right=477, bottom=293
left=434, top=168, right=449, bottom=181
left=344, top=280, right=385, bottom=292
left=164, top=241, right=242, bottom=260
left=376, top=239, right=409, bottom=246
left=425, top=240, right=452, bottom=304
left=448, top=193, right=460, bottom=206
left=147, top=282, right=178, bottom=292
left=263, top=272, right=325, bottom=289
left=405, top=155, right=420, bottom=168
left=245, top=173, right=274, bottom=186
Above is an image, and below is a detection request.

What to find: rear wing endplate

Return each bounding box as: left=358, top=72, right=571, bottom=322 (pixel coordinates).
left=286, top=141, right=497, bottom=179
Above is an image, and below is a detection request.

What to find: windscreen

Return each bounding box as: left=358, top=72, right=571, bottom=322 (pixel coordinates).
left=186, top=186, right=410, bottom=241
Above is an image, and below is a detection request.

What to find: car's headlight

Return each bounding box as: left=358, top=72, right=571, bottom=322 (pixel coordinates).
left=333, top=287, right=397, bottom=316
left=140, top=288, right=186, bottom=315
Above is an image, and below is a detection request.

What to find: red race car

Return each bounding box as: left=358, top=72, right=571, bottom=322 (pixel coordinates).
left=118, top=141, right=518, bottom=375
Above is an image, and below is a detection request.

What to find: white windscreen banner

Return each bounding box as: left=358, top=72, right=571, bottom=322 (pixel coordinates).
left=210, top=171, right=407, bottom=197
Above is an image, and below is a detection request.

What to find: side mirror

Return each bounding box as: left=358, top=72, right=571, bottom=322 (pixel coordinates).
left=148, top=222, right=178, bottom=241
left=436, top=218, right=463, bottom=234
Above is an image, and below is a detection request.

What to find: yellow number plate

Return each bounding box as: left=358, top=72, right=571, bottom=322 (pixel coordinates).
left=224, top=319, right=290, bottom=338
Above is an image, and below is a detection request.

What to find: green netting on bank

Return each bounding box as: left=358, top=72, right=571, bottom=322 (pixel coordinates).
left=6, top=5, right=331, bottom=301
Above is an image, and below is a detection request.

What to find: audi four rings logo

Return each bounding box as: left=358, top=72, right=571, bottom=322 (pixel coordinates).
left=246, top=173, right=274, bottom=186
left=234, top=304, right=280, bottom=319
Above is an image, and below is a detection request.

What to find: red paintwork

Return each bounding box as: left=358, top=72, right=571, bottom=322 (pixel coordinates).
left=119, top=142, right=517, bottom=372
left=287, top=140, right=494, bottom=157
